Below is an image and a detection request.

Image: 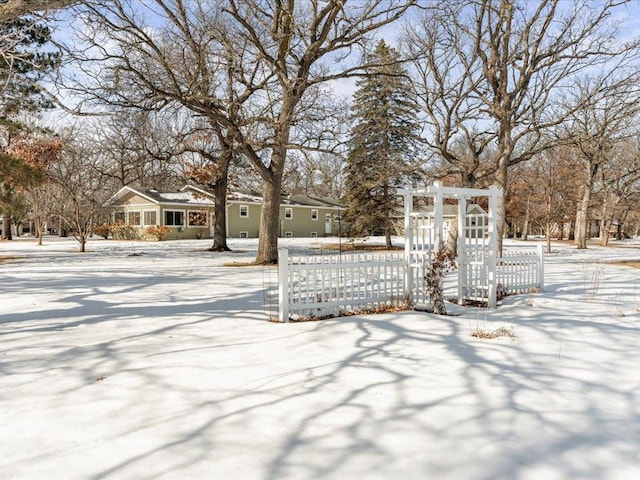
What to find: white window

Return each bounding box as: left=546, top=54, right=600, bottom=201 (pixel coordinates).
left=239, top=205, right=249, bottom=218
left=114, top=211, right=125, bottom=223
left=239, top=231, right=249, bottom=239
left=311, top=209, right=318, bottom=221
left=284, top=231, right=293, bottom=238
left=164, top=210, right=184, bottom=227
left=143, top=210, right=157, bottom=226
left=128, top=211, right=141, bottom=226
left=285, top=208, right=293, bottom=220
left=188, top=210, right=208, bottom=227
left=310, top=232, right=317, bottom=238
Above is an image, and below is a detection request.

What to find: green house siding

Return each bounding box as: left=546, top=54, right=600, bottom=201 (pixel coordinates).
left=227, top=202, right=261, bottom=238
left=279, top=206, right=338, bottom=237
left=227, top=202, right=342, bottom=238
left=109, top=187, right=343, bottom=240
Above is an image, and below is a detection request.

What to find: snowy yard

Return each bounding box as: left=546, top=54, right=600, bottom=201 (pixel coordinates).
left=1, top=236, right=639, bottom=480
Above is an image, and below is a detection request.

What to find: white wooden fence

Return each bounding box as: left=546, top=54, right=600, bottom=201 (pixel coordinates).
left=278, top=249, right=405, bottom=322
left=497, top=245, right=545, bottom=295
left=278, top=245, right=544, bottom=322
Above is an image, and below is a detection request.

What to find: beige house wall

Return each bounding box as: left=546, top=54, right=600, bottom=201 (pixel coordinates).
left=113, top=195, right=214, bottom=240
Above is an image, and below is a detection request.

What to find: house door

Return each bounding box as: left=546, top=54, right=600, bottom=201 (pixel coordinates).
left=325, top=215, right=332, bottom=235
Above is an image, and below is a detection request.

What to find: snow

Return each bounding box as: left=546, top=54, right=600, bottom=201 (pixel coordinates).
left=1, top=236, right=639, bottom=480
left=157, top=191, right=215, bottom=204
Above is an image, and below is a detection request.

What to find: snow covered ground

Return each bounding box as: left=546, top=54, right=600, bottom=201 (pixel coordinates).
left=1, top=236, right=639, bottom=480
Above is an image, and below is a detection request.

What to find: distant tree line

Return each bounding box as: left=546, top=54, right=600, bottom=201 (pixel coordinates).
left=1, top=0, right=639, bottom=256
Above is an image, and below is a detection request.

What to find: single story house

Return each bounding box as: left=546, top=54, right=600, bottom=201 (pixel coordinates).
left=105, top=185, right=344, bottom=240
left=104, top=185, right=216, bottom=240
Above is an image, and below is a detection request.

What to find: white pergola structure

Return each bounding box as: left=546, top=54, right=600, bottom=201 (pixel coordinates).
left=399, top=182, right=502, bottom=308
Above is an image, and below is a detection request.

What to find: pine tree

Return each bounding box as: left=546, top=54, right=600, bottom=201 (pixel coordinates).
left=0, top=17, right=59, bottom=119
left=343, top=40, right=421, bottom=248
left=0, top=16, right=59, bottom=239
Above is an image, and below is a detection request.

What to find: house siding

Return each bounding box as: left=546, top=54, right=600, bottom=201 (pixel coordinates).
left=108, top=187, right=343, bottom=240
left=226, top=202, right=341, bottom=238
left=111, top=191, right=214, bottom=240
left=227, top=202, right=261, bottom=238
left=277, top=205, right=340, bottom=238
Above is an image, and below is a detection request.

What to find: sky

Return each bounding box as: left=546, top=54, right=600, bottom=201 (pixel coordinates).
left=39, top=0, right=640, bottom=127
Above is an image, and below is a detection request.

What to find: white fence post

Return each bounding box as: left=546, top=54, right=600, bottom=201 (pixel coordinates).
left=404, top=191, right=413, bottom=305
left=487, top=186, right=499, bottom=308
left=537, top=244, right=545, bottom=291
left=457, top=196, right=467, bottom=305
left=278, top=248, right=289, bottom=322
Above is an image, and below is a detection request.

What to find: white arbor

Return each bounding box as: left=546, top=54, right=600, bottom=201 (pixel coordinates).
left=400, top=182, right=500, bottom=308
left=277, top=182, right=543, bottom=321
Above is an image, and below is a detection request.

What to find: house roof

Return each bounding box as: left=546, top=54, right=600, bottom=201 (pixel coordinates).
left=226, top=190, right=343, bottom=209
left=105, top=185, right=215, bottom=207
left=106, top=185, right=344, bottom=209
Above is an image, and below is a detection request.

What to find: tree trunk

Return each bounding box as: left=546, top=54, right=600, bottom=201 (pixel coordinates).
left=446, top=218, right=458, bottom=255
left=35, top=217, right=44, bottom=245
left=600, top=219, right=612, bottom=246
left=254, top=118, right=289, bottom=264
left=2, top=215, right=12, bottom=240
left=385, top=228, right=392, bottom=248
left=545, top=223, right=552, bottom=254
left=256, top=176, right=283, bottom=264
left=209, top=173, right=230, bottom=252
left=575, top=184, right=594, bottom=249
left=495, top=164, right=508, bottom=255
left=522, top=195, right=530, bottom=241
left=598, top=195, right=609, bottom=246
left=576, top=161, right=598, bottom=249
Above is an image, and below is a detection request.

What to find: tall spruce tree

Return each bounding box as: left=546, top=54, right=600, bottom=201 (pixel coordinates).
left=343, top=40, right=421, bottom=247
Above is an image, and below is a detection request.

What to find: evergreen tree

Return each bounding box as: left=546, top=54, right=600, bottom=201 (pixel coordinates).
left=343, top=40, right=421, bottom=247
left=0, top=16, right=59, bottom=119
left=0, top=16, right=59, bottom=238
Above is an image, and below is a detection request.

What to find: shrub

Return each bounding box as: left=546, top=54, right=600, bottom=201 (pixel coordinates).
left=145, top=225, right=170, bottom=241
left=424, top=243, right=457, bottom=315
left=110, top=222, right=139, bottom=240
left=92, top=224, right=111, bottom=239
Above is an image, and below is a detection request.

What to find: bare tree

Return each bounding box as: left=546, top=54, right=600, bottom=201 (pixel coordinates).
left=284, top=152, right=346, bottom=199
left=63, top=0, right=415, bottom=264
left=405, top=0, right=640, bottom=253
left=560, top=73, right=640, bottom=249
left=48, top=130, right=110, bottom=252
left=508, top=148, right=579, bottom=252
left=594, top=139, right=640, bottom=245
left=88, top=110, right=183, bottom=191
